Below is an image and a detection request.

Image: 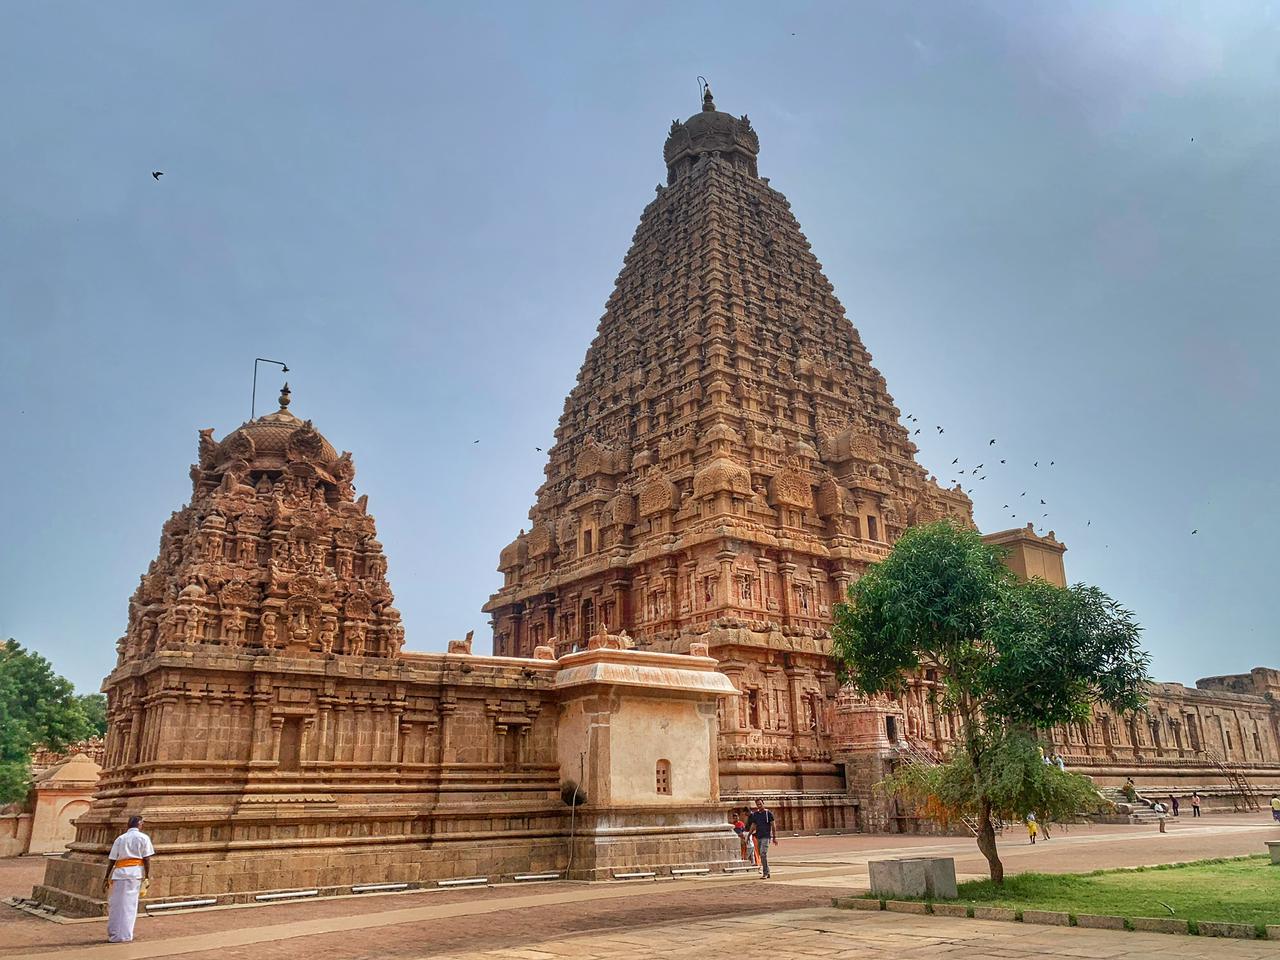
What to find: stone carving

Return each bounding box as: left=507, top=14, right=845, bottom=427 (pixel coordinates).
left=114, top=385, right=401, bottom=667
left=479, top=88, right=984, bottom=833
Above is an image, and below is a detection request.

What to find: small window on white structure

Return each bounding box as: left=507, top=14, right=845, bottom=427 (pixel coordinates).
left=655, top=759, right=672, bottom=795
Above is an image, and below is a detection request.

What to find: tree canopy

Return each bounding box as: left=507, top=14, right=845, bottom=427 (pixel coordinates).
left=0, top=639, right=101, bottom=804
left=832, top=520, right=1150, bottom=883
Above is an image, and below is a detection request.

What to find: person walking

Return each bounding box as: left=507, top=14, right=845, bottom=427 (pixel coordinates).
left=102, top=815, right=155, bottom=943
left=1270, top=794, right=1280, bottom=823
left=1170, top=795, right=1180, bottom=817
left=1190, top=792, right=1202, bottom=818
left=746, top=799, right=777, bottom=879
left=1026, top=812, right=1038, bottom=844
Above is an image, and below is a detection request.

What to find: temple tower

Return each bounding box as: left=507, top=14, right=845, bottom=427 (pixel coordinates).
left=485, top=88, right=974, bottom=828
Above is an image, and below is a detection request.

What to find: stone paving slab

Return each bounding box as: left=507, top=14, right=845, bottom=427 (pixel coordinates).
left=4, top=813, right=1278, bottom=959
left=434, top=908, right=1280, bottom=960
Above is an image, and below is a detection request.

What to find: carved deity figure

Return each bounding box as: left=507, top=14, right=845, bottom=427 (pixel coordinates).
left=260, top=611, right=278, bottom=647
left=319, top=616, right=338, bottom=655
left=184, top=606, right=203, bottom=643
left=345, top=621, right=367, bottom=657
left=291, top=607, right=313, bottom=644
left=385, top=622, right=405, bottom=655
left=223, top=608, right=247, bottom=645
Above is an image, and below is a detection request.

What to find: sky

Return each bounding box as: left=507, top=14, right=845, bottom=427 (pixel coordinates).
left=2, top=2, right=1277, bottom=694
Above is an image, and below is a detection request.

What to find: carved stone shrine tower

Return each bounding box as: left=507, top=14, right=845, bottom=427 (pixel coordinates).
left=484, top=87, right=975, bottom=829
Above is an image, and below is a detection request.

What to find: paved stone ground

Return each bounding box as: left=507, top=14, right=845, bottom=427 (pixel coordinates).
left=2, top=811, right=1275, bottom=959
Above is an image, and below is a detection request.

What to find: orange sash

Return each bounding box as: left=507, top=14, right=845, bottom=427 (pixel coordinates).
left=115, top=858, right=145, bottom=868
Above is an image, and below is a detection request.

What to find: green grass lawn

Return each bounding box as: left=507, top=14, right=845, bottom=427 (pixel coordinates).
left=936, top=856, right=1279, bottom=928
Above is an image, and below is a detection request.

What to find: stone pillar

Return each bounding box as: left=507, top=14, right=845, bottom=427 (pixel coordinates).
left=269, top=717, right=285, bottom=764
left=778, top=560, right=797, bottom=623
left=717, top=549, right=735, bottom=608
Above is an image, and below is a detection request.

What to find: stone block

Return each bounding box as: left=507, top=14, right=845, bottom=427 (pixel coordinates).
left=1267, top=840, right=1280, bottom=865
left=1197, top=920, right=1257, bottom=939
left=1130, top=917, right=1189, bottom=934
left=972, top=906, right=1017, bottom=922
left=868, top=857, right=957, bottom=900
left=1075, top=913, right=1125, bottom=930
left=1266, top=924, right=1280, bottom=941
left=832, top=897, right=882, bottom=911
left=1021, top=910, right=1070, bottom=926
left=885, top=900, right=928, bottom=914
left=930, top=902, right=970, bottom=918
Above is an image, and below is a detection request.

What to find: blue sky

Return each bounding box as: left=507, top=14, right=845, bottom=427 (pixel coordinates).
left=2, top=2, right=1277, bottom=693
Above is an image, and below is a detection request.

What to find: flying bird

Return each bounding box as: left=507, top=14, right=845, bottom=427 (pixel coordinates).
left=1000, top=459, right=1005, bottom=464
left=976, top=464, right=983, bottom=469
left=1040, top=499, right=1046, bottom=505
left=1033, top=461, right=1038, bottom=467
left=1191, top=529, right=1198, bottom=535
left=535, top=447, right=542, bottom=451
left=151, top=171, right=163, bottom=180
left=1003, top=504, right=1009, bottom=509
left=1087, top=521, right=1091, bottom=526
left=952, top=458, right=959, bottom=464
left=913, top=429, right=920, bottom=435
left=1020, top=492, right=1026, bottom=497
left=473, top=439, right=480, bottom=444
left=989, top=439, right=996, bottom=445
left=1050, top=460, right=1055, bottom=466
left=979, top=476, right=986, bottom=480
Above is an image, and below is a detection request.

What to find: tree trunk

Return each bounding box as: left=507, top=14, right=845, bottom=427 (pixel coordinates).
left=976, top=796, right=1004, bottom=885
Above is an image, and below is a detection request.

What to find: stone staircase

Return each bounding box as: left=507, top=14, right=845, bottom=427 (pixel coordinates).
left=1096, top=787, right=1167, bottom=824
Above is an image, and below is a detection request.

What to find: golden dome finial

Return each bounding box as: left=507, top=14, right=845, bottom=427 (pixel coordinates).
left=278, top=382, right=291, bottom=411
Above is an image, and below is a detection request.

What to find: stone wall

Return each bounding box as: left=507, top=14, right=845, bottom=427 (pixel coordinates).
left=35, top=640, right=738, bottom=915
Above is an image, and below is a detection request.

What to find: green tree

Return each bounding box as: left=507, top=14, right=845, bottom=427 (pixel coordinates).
left=75, top=693, right=108, bottom=737
left=0, top=639, right=97, bottom=804
left=831, top=521, right=1149, bottom=884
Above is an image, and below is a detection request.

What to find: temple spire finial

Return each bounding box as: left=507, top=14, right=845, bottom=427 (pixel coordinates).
left=702, top=82, right=715, bottom=112
left=278, top=382, right=291, bottom=411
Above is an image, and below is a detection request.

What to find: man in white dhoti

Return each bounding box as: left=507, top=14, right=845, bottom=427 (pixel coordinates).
left=102, top=815, right=155, bottom=943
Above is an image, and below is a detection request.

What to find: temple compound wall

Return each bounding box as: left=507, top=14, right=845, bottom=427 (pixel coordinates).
left=34, top=390, right=738, bottom=917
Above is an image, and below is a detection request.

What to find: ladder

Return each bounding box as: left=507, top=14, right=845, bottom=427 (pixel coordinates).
left=1204, top=744, right=1261, bottom=812
left=896, top=737, right=986, bottom=836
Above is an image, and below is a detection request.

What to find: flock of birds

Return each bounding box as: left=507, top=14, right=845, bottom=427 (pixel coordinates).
left=904, top=412, right=1199, bottom=542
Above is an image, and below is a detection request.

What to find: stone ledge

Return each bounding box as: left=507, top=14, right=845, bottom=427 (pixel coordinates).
left=1075, top=913, right=1125, bottom=930
left=930, top=902, right=970, bottom=918
left=831, top=897, right=882, bottom=910
left=884, top=900, right=928, bottom=914
left=971, top=906, right=1017, bottom=922
left=1021, top=909, right=1070, bottom=926
left=1197, top=920, right=1258, bottom=939
left=1130, top=916, right=1189, bottom=934
left=1266, top=924, right=1280, bottom=941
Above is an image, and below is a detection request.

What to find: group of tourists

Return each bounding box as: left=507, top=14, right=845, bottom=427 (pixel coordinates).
left=1125, top=778, right=1203, bottom=817
left=731, top=799, right=778, bottom=879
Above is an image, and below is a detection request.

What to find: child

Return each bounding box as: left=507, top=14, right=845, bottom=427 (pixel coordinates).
left=1026, top=812, right=1038, bottom=844
left=732, top=813, right=751, bottom=863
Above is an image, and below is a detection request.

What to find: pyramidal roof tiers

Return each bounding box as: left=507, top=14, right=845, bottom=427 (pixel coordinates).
left=485, top=88, right=973, bottom=658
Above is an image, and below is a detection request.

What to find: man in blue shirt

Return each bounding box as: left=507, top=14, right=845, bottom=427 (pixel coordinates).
left=746, top=799, right=777, bottom=879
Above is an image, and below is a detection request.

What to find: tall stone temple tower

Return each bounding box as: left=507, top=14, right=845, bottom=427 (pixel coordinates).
left=485, top=87, right=975, bottom=827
